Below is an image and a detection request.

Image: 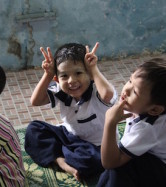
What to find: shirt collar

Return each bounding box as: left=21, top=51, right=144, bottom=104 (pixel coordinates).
left=133, top=110, right=166, bottom=125
left=55, top=81, right=94, bottom=106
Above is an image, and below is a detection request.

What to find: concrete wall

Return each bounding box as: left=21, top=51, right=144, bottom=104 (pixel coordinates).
left=0, top=0, right=166, bottom=70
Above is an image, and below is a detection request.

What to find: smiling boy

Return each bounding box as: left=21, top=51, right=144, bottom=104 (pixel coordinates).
left=25, top=42, right=118, bottom=181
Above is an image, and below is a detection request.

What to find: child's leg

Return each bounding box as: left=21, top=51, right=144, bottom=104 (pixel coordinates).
left=25, top=122, right=80, bottom=180
left=62, top=133, right=104, bottom=178
left=56, top=157, right=80, bottom=181
left=24, top=120, right=65, bottom=167
left=25, top=121, right=103, bottom=179
left=97, top=153, right=166, bottom=187
left=97, top=165, right=136, bottom=187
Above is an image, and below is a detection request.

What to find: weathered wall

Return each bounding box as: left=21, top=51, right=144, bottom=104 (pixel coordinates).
left=0, top=0, right=166, bottom=70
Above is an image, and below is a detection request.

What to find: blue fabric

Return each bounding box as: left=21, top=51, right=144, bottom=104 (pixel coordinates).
left=25, top=120, right=104, bottom=177
left=97, top=153, right=166, bottom=187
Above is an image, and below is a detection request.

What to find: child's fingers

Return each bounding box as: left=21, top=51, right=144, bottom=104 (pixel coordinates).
left=118, top=100, right=133, bottom=120
left=40, top=47, right=49, bottom=60
left=47, top=47, right=54, bottom=61
left=118, top=99, right=127, bottom=108
left=91, top=42, right=99, bottom=54
left=85, top=45, right=90, bottom=53
left=42, top=60, right=48, bottom=69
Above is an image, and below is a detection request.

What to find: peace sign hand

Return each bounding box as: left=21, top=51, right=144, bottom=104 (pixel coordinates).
left=85, top=42, right=99, bottom=67
left=40, top=47, right=55, bottom=78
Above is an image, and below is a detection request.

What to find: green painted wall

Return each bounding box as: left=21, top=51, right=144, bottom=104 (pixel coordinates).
left=0, top=0, right=166, bottom=70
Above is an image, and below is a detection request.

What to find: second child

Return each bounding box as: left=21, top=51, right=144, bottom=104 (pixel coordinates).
left=97, top=58, right=166, bottom=187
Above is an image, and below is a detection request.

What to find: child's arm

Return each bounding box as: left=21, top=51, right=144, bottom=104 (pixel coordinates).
left=101, top=100, right=133, bottom=169
left=85, top=42, right=114, bottom=104
left=30, top=47, right=55, bottom=106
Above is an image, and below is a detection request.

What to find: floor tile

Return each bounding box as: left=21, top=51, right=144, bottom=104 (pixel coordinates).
left=1, top=55, right=165, bottom=129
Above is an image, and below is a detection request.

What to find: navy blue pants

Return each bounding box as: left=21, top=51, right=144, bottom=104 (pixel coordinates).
left=24, top=120, right=104, bottom=178
left=97, top=153, right=166, bottom=187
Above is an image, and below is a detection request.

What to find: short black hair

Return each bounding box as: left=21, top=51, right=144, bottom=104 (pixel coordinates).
left=54, top=43, right=86, bottom=75
left=0, top=66, right=6, bottom=94
left=135, top=58, right=166, bottom=107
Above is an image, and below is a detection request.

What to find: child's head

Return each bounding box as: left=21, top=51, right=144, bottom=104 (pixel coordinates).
left=54, top=43, right=91, bottom=101
left=121, top=58, right=166, bottom=115
left=0, top=66, right=6, bottom=94
left=54, top=43, right=86, bottom=76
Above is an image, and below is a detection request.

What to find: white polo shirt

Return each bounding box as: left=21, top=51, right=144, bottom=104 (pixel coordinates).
left=47, top=81, right=118, bottom=146
left=119, top=113, right=166, bottom=163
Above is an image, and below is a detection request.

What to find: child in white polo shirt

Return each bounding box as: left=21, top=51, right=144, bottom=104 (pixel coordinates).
left=97, top=58, right=166, bottom=187
left=25, top=42, right=118, bottom=181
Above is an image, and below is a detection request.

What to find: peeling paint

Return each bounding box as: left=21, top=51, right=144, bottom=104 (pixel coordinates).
left=1, top=0, right=166, bottom=70
left=26, top=22, right=35, bottom=67
left=8, top=37, right=22, bottom=59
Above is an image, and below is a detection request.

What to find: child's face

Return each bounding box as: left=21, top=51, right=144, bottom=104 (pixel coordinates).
left=120, top=70, right=153, bottom=114
left=57, top=60, right=91, bottom=101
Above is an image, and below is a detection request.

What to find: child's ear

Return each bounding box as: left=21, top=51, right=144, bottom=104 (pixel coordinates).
left=53, top=76, right=59, bottom=83
left=148, top=105, right=165, bottom=116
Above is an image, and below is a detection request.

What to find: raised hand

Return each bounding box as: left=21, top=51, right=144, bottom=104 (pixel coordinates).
left=40, top=47, right=55, bottom=78
left=105, top=100, right=133, bottom=125
left=85, top=42, right=99, bottom=67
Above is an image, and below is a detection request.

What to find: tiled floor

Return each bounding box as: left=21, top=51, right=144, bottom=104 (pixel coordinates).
left=1, top=54, right=166, bottom=129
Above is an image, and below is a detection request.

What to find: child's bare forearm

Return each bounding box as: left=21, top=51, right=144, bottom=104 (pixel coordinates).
left=85, top=43, right=114, bottom=104
left=101, top=120, right=120, bottom=169
left=92, top=66, right=114, bottom=104
left=101, top=102, right=132, bottom=169
left=30, top=72, right=53, bottom=106
left=31, top=46, right=55, bottom=106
